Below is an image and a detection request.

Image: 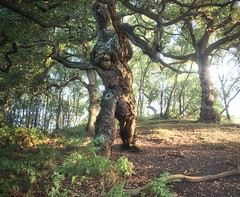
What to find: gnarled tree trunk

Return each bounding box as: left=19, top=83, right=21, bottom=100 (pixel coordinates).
left=90, top=2, right=137, bottom=156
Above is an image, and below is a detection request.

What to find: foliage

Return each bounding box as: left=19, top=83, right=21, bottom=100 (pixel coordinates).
left=104, top=181, right=130, bottom=197
left=0, top=124, right=135, bottom=196
left=115, top=156, right=134, bottom=177
left=60, top=138, right=134, bottom=179
left=47, top=171, right=73, bottom=197
left=0, top=126, right=47, bottom=148
left=60, top=150, right=112, bottom=178
left=1, top=0, right=239, bottom=128
left=56, top=124, right=86, bottom=138
left=131, top=52, right=201, bottom=119
left=0, top=150, right=41, bottom=194
left=148, top=173, right=180, bottom=197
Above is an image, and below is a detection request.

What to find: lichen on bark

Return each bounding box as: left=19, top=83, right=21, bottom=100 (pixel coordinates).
left=90, top=2, right=137, bottom=156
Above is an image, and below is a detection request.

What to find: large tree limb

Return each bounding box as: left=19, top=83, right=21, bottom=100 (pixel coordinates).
left=20, top=40, right=94, bottom=70
left=161, top=52, right=195, bottom=61
left=121, top=0, right=158, bottom=21
left=170, top=0, right=237, bottom=9
left=51, top=75, right=83, bottom=90
left=34, top=42, right=93, bottom=70
left=121, top=23, right=194, bottom=74
left=167, top=168, right=240, bottom=182
left=205, top=31, right=240, bottom=57
left=0, top=0, right=75, bottom=28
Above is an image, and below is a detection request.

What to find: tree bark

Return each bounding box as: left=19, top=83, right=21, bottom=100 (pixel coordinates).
left=85, top=70, right=100, bottom=133
left=195, top=29, right=220, bottom=123
left=91, top=2, right=137, bottom=156
left=197, top=55, right=220, bottom=123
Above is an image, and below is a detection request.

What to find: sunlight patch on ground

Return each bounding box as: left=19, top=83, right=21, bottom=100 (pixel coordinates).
left=137, top=120, right=240, bottom=148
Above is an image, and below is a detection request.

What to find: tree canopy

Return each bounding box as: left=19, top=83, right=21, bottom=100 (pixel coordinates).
left=1, top=0, right=240, bottom=129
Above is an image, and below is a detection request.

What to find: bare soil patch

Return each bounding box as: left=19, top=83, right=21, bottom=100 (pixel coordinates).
left=111, top=120, right=240, bottom=196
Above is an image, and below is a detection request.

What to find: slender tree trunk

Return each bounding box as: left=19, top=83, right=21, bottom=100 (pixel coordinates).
left=65, top=90, right=71, bottom=127
left=86, top=70, right=100, bottom=133
left=91, top=3, right=137, bottom=156
left=56, top=88, right=63, bottom=130
left=137, top=64, right=149, bottom=117
left=26, top=96, right=33, bottom=128
left=219, top=79, right=232, bottom=120
left=137, top=87, right=144, bottom=117
left=197, top=56, right=220, bottom=123
left=74, top=94, right=80, bottom=125
left=43, top=93, right=49, bottom=130
left=159, top=89, right=164, bottom=118
left=178, top=66, right=192, bottom=117
left=33, top=96, right=40, bottom=128
left=164, top=73, right=178, bottom=118
left=222, top=90, right=231, bottom=120
left=21, top=100, right=26, bottom=127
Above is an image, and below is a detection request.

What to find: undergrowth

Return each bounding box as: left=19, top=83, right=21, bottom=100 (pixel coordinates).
left=0, top=125, right=135, bottom=196
left=0, top=124, right=178, bottom=196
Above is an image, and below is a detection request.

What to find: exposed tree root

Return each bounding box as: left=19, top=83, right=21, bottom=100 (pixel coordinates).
left=167, top=167, right=240, bottom=182
left=125, top=154, right=240, bottom=196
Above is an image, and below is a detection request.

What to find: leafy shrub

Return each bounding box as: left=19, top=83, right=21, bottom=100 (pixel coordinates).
left=115, top=156, right=134, bottom=177
left=0, top=126, right=47, bottom=148
left=55, top=124, right=87, bottom=149
left=55, top=124, right=86, bottom=138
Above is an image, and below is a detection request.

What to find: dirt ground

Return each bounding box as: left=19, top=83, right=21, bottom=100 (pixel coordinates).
left=110, top=120, right=240, bottom=197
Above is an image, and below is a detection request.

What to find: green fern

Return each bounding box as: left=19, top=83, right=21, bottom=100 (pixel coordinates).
left=60, top=150, right=112, bottom=178
left=0, top=156, right=41, bottom=193
left=148, top=173, right=180, bottom=197
left=115, top=156, right=134, bottom=177
left=104, top=181, right=130, bottom=197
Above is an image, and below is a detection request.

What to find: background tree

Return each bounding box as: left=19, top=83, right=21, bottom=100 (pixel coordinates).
left=0, top=0, right=100, bottom=132
left=213, top=49, right=240, bottom=120
left=115, top=0, right=240, bottom=122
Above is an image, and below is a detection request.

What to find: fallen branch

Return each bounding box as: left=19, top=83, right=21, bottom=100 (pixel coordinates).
left=125, top=154, right=240, bottom=196
left=167, top=167, right=240, bottom=182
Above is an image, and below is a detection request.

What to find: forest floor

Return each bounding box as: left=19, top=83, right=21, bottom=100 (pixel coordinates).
left=2, top=119, right=240, bottom=197
left=110, top=119, right=240, bottom=197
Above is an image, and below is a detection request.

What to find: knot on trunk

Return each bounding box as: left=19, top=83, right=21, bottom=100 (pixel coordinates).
left=104, top=91, right=115, bottom=100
